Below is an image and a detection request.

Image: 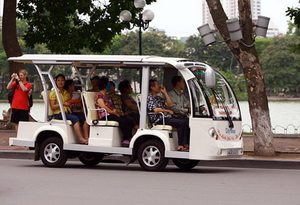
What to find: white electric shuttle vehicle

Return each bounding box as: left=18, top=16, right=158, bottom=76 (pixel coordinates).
left=9, top=54, right=243, bottom=171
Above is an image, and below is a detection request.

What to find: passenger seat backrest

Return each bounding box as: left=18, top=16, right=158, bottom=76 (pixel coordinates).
left=135, top=94, right=142, bottom=113
left=41, top=91, right=53, bottom=116
left=82, top=92, right=98, bottom=125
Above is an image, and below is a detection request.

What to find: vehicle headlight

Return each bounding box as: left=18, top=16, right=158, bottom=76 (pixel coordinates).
left=208, top=128, right=216, bottom=138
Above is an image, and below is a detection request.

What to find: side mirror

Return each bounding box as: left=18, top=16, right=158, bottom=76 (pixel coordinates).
left=205, top=67, right=216, bottom=88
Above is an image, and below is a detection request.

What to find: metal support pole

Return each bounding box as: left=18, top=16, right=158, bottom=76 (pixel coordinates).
left=138, top=13, right=143, bottom=55
left=139, top=66, right=150, bottom=129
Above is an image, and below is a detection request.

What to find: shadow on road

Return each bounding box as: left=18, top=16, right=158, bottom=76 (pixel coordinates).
left=20, top=161, right=242, bottom=174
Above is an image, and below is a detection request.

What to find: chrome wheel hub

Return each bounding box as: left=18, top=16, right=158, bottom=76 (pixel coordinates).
left=142, top=145, right=161, bottom=167
left=44, top=143, right=61, bottom=163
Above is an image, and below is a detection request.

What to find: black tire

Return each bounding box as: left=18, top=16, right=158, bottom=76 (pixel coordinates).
left=78, top=152, right=104, bottom=166
left=40, top=137, right=68, bottom=167
left=137, top=139, right=169, bottom=171
left=172, top=159, right=199, bottom=170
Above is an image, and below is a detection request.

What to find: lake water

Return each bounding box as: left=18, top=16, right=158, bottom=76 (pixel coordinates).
left=1, top=101, right=300, bottom=134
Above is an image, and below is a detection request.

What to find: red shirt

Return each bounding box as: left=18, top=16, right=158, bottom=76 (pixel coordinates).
left=11, top=81, right=32, bottom=110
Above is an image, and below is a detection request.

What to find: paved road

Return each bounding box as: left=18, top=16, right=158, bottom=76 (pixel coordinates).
left=1, top=159, right=300, bottom=205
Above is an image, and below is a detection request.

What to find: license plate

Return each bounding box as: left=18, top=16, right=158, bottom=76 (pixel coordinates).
left=227, top=148, right=239, bottom=156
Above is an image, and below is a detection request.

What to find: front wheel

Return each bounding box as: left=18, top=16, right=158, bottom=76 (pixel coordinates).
left=78, top=152, right=104, bottom=166
left=137, top=139, right=169, bottom=171
left=172, top=159, right=199, bottom=170
left=40, top=137, right=68, bottom=167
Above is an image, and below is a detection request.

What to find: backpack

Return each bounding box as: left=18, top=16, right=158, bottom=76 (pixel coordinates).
left=8, top=89, right=33, bottom=108
left=8, top=90, right=14, bottom=104
left=28, top=94, right=33, bottom=108
left=8, top=80, right=18, bottom=105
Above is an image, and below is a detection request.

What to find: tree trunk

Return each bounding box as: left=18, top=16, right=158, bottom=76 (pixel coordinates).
left=2, top=0, right=23, bottom=74
left=239, top=49, right=275, bottom=156
left=206, top=0, right=275, bottom=156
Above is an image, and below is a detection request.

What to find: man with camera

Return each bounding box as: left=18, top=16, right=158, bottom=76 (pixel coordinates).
left=6, top=69, right=32, bottom=131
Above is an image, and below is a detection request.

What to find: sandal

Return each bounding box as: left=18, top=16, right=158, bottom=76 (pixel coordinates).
left=122, top=140, right=130, bottom=147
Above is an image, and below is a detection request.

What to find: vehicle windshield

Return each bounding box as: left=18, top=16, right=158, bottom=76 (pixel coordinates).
left=189, top=66, right=241, bottom=121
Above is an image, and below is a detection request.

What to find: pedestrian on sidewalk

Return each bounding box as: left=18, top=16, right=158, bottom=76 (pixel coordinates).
left=6, top=69, right=32, bottom=131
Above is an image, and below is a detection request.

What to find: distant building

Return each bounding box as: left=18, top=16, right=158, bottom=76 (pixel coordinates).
left=0, top=0, right=2, bottom=17
left=203, top=0, right=261, bottom=26
left=202, top=0, right=279, bottom=37
left=266, top=21, right=280, bottom=37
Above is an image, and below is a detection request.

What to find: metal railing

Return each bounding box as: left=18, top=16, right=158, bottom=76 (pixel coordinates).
left=242, top=124, right=300, bottom=134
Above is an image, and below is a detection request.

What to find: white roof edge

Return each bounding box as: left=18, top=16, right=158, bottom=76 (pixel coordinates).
left=7, top=54, right=189, bottom=65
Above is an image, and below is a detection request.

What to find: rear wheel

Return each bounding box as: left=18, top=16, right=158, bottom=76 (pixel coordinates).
left=137, top=139, right=168, bottom=171
left=172, top=159, right=199, bottom=170
left=79, top=152, right=104, bottom=166
left=40, top=137, right=68, bottom=167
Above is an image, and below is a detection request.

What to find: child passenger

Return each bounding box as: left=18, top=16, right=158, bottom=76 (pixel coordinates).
left=64, top=79, right=85, bottom=118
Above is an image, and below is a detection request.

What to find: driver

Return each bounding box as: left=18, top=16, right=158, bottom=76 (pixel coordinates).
left=168, top=76, right=190, bottom=118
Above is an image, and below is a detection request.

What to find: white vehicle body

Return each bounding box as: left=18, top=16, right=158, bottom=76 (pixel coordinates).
left=8, top=54, right=243, bottom=171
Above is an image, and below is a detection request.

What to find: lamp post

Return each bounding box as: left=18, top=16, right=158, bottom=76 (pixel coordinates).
left=119, top=0, right=155, bottom=55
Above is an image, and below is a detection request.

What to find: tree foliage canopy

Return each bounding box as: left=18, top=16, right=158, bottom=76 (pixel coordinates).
left=184, top=35, right=239, bottom=73
left=17, top=0, right=156, bottom=54
left=286, top=3, right=300, bottom=50
left=260, top=35, right=300, bottom=92
left=286, top=3, right=300, bottom=28
left=102, top=28, right=185, bottom=56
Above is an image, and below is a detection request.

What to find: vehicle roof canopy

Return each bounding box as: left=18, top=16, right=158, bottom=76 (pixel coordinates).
left=8, top=54, right=192, bottom=69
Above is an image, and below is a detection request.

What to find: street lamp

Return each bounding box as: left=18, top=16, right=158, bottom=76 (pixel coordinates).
left=119, top=0, right=155, bottom=55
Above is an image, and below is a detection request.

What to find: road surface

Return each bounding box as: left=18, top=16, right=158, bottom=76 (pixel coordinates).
left=1, top=159, right=300, bottom=205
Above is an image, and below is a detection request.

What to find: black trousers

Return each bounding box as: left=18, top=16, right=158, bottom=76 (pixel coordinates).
left=157, top=117, right=190, bottom=145
left=127, top=112, right=140, bottom=126
left=102, top=114, right=133, bottom=140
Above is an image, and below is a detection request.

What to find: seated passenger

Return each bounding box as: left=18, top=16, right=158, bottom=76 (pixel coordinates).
left=118, top=80, right=140, bottom=129
left=94, top=77, right=134, bottom=147
left=108, top=81, right=139, bottom=130
left=147, top=79, right=190, bottom=151
left=107, top=81, right=125, bottom=116
left=49, top=74, right=89, bottom=144
left=64, top=79, right=86, bottom=119
left=88, top=76, right=100, bottom=92
left=168, top=76, right=190, bottom=118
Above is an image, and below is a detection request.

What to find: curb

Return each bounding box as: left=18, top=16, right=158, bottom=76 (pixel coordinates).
left=198, top=158, right=300, bottom=169
left=0, top=150, right=35, bottom=160
left=1, top=150, right=300, bottom=169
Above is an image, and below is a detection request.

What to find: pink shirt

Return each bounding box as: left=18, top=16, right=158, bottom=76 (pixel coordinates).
left=94, top=92, right=114, bottom=119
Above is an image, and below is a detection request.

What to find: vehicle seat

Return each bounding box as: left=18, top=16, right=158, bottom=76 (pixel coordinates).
left=82, top=91, right=119, bottom=126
